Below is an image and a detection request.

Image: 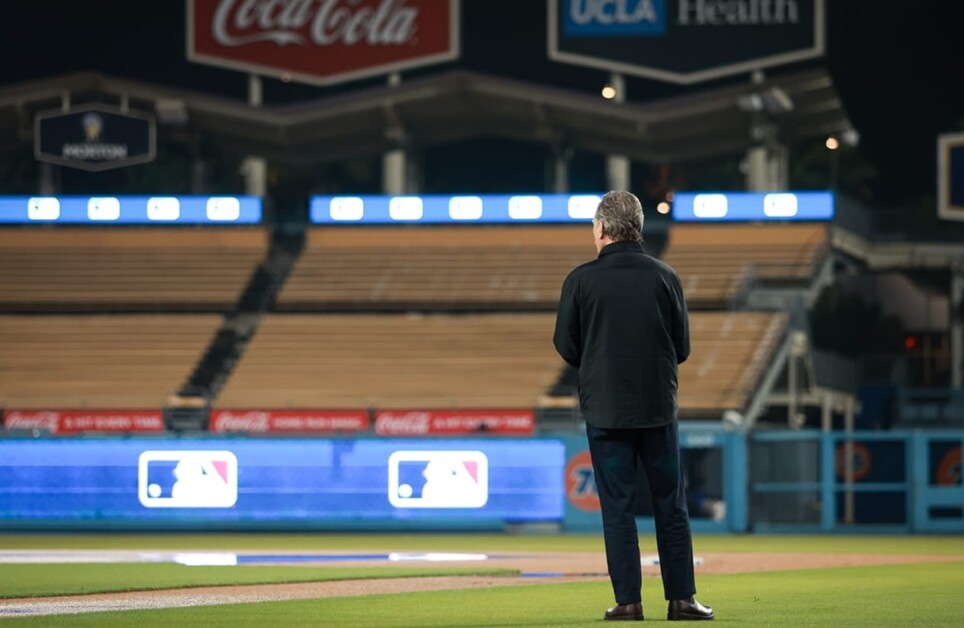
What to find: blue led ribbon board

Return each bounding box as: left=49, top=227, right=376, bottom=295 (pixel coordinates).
left=310, top=194, right=605, bottom=224
left=0, top=195, right=262, bottom=225
left=671, top=191, right=834, bottom=222
left=0, top=438, right=566, bottom=530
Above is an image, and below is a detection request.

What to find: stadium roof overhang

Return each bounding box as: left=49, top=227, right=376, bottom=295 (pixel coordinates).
left=0, top=68, right=850, bottom=165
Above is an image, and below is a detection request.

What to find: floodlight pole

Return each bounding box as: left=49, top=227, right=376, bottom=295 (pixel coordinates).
left=242, top=74, right=267, bottom=198
left=37, top=94, right=70, bottom=194
left=38, top=163, right=58, bottom=195
left=605, top=73, right=630, bottom=191
left=744, top=70, right=789, bottom=191
left=382, top=72, right=413, bottom=195
left=552, top=149, right=570, bottom=194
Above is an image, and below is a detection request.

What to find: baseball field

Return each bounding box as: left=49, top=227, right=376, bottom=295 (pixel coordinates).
left=1, top=533, right=963, bottom=626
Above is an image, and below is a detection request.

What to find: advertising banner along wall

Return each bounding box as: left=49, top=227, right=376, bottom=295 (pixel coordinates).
left=3, top=410, right=165, bottom=435
left=0, top=438, right=565, bottom=529
left=209, top=410, right=370, bottom=433
left=188, top=0, right=460, bottom=86
left=374, top=410, right=536, bottom=436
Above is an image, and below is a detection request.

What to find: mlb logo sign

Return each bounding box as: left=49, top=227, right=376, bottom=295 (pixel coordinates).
left=138, top=451, right=238, bottom=508
left=388, top=451, right=488, bottom=508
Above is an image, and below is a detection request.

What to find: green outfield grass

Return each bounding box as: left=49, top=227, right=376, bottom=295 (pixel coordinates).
left=2, top=532, right=963, bottom=555
left=4, top=561, right=964, bottom=627
left=0, top=564, right=516, bottom=599
left=2, top=534, right=963, bottom=626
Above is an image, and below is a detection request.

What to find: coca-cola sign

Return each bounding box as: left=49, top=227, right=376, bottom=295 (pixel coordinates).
left=187, top=0, right=460, bottom=86
left=210, top=410, right=369, bottom=433
left=375, top=410, right=535, bottom=436
left=3, top=410, right=165, bottom=435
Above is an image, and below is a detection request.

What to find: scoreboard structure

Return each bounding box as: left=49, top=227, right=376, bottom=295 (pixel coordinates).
left=939, top=132, right=964, bottom=221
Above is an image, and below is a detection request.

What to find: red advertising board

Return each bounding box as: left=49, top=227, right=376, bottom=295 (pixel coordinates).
left=3, top=410, right=165, bottom=435
left=187, top=0, right=460, bottom=86
left=374, top=409, right=535, bottom=436
left=210, top=409, right=369, bottom=433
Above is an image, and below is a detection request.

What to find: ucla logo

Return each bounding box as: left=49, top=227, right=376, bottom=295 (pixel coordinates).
left=563, top=0, right=666, bottom=36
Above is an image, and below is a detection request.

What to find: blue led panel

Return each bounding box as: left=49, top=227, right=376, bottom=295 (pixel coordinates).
left=0, top=196, right=262, bottom=225
left=671, top=191, right=834, bottom=222
left=310, top=194, right=604, bottom=224
left=0, top=439, right=565, bottom=530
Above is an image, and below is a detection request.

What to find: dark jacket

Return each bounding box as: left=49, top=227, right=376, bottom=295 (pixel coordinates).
left=553, top=241, right=690, bottom=428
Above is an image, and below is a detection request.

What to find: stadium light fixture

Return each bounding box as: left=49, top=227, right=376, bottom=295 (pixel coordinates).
left=155, top=99, right=188, bottom=125
left=737, top=87, right=794, bottom=115
left=841, top=128, right=860, bottom=147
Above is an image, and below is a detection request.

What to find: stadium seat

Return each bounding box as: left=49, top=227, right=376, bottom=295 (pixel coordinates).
left=0, top=314, right=222, bottom=408
left=278, top=226, right=594, bottom=311
left=0, top=228, right=267, bottom=311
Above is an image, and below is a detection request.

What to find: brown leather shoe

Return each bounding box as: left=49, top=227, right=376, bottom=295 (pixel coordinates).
left=604, top=603, right=643, bottom=621
left=667, top=597, right=714, bottom=620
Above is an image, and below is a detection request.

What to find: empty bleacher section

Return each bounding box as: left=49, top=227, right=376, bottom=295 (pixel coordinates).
left=277, top=226, right=594, bottom=311
left=0, top=228, right=267, bottom=311
left=681, top=311, right=788, bottom=417
left=0, top=220, right=801, bottom=425
left=663, top=224, right=829, bottom=309
left=0, top=314, right=222, bottom=408
left=216, top=313, right=564, bottom=409
left=545, top=312, right=789, bottom=419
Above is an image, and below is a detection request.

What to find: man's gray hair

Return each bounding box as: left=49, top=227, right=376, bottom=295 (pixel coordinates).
left=595, top=190, right=644, bottom=242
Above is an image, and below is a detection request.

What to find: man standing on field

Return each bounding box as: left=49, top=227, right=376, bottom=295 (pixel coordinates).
left=553, top=190, right=713, bottom=621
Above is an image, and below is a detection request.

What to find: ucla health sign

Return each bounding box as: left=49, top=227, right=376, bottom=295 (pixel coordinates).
left=549, top=0, right=825, bottom=83
left=0, top=439, right=564, bottom=530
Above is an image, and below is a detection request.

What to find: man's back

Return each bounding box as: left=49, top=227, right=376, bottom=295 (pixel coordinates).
left=553, top=240, right=690, bottom=429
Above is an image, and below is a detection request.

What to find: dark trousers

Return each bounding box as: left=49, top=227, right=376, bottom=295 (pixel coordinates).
left=586, top=421, right=696, bottom=603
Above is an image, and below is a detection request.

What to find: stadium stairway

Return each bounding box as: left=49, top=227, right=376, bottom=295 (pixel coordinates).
left=166, top=230, right=305, bottom=431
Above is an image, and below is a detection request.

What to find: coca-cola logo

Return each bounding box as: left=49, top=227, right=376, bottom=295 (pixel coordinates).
left=189, top=0, right=458, bottom=86
left=212, top=411, right=271, bottom=432
left=375, top=411, right=431, bottom=435
left=212, top=0, right=419, bottom=47
left=210, top=410, right=369, bottom=432
left=375, top=410, right=535, bottom=436
left=4, top=411, right=61, bottom=433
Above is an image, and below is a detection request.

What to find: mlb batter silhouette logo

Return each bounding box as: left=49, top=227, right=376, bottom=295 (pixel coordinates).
left=138, top=450, right=238, bottom=508
left=388, top=450, right=488, bottom=509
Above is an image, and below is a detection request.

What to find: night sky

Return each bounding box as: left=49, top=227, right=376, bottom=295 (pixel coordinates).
left=2, top=0, right=964, bottom=205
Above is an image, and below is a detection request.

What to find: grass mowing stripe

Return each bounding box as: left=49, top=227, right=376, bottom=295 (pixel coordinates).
left=0, top=533, right=603, bottom=552
left=2, top=534, right=963, bottom=554
left=4, top=562, right=963, bottom=627
left=690, top=534, right=964, bottom=555
left=0, top=564, right=515, bottom=599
